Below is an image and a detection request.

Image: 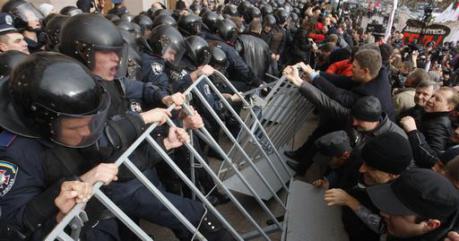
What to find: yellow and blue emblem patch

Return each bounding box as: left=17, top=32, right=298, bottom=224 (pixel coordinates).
left=0, top=161, right=18, bottom=197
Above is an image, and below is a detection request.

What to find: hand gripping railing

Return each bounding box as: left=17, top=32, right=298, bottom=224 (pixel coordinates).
left=45, top=73, right=308, bottom=241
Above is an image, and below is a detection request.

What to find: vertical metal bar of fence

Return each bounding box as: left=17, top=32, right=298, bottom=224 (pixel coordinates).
left=45, top=119, right=167, bottom=241
left=189, top=130, right=197, bottom=200
left=142, top=134, right=244, bottom=241
left=45, top=78, right=207, bottom=241
left=267, top=94, right=303, bottom=147
left=122, top=158, right=206, bottom=240
left=161, top=118, right=276, bottom=240
left=92, top=189, right=155, bottom=241
left=213, top=72, right=293, bottom=176
left=192, top=87, right=287, bottom=209
left=204, top=76, right=292, bottom=187
left=45, top=74, right=301, bottom=241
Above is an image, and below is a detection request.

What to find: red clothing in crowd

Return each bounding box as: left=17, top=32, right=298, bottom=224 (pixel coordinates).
left=326, top=59, right=353, bottom=77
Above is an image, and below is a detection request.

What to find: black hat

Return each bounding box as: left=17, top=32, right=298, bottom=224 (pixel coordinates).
left=351, top=96, right=382, bottom=122
left=361, top=132, right=412, bottom=175
left=368, top=168, right=459, bottom=221
left=0, top=13, right=17, bottom=35
left=315, top=131, right=352, bottom=157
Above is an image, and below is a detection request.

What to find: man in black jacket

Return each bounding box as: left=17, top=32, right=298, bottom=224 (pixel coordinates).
left=323, top=132, right=412, bottom=241
left=282, top=49, right=395, bottom=174
left=400, top=87, right=459, bottom=168
left=297, top=49, right=394, bottom=119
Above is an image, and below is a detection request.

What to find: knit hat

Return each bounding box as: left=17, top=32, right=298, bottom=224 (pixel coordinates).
left=315, top=130, right=352, bottom=157
left=361, top=132, right=412, bottom=174
left=351, top=96, right=382, bottom=122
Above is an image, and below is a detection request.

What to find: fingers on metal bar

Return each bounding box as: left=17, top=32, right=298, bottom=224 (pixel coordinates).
left=45, top=74, right=307, bottom=241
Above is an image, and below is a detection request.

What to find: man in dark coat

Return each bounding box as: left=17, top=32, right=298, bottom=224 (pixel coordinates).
left=282, top=49, right=395, bottom=174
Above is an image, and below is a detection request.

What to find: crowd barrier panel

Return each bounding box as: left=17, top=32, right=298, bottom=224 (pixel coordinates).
left=45, top=72, right=314, bottom=241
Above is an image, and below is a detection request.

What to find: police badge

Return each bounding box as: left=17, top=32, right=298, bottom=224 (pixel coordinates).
left=151, top=62, right=164, bottom=75
left=0, top=161, right=18, bottom=197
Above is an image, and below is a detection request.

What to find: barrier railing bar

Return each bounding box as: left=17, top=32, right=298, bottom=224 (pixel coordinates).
left=143, top=135, right=244, bottom=241
left=205, top=77, right=291, bottom=189
left=45, top=76, right=208, bottom=241
left=93, top=189, right=155, bottom=241
left=268, top=95, right=304, bottom=147
left=162, top=116, right=276, bottom=240
left=122, top=158, right=206, bottom=240
left=56, top=232, right=74, bottom=241
left=203, top=79, right=288, bottom=195
left=192, top=86, right=286, bottom=210
left=278, top=102, right=313, bottom=149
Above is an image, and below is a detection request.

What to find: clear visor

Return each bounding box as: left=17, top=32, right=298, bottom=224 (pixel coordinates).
left=50, top=91, right=111, bottom=148
left=162, top=42, right=185, bottom=66
left=15, top=3, right=44, bottom=25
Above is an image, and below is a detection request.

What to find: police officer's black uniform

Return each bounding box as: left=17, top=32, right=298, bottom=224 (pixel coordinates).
left=58, top=14, right=235, bottom=241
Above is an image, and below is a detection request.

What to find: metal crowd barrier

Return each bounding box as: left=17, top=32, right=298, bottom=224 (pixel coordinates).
left=45, top=72, right=314, bottom=241
left=221, top=74, right=315, bottom=200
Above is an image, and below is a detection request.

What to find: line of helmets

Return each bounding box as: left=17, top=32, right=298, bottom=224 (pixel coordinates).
left=0, top=0, right=305, bottom=80
left=0, top=0, right=306, bottom=142
left=0, top=0, right=302, bottom=239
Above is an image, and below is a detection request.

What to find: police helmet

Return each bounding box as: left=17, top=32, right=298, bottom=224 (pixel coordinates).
left=59, top=6, right=83, bottom=16
left=147, top=25, right=185, bottom=65
left=44, top=14, right=69, bottom=51
left=2, top=0, right=44, bottom=30
left=274, top=8, right=289, bottom=25
left=263, top=14, right=276, bottom=27
left=260, top=4, right=273, bottom=16
left=216, top=18, right=237, bottom=42
left=209, top=46, right=228, bottom=71
left=0, top=52, right=110, bottom=148
left=152, top=14, right=177, bottom=28
left=222, top=4, right=239, bottom=17
left=0, top=50, right=27, bottom=79
left=184, top=36, right=211, bottom=66
left=59, top=14, right=125, bottom=68
left=202, top=11, right=221, bottom=33
left=177, top=14, right=202, bottom=36
left=133, top=14, right=153, bottom=32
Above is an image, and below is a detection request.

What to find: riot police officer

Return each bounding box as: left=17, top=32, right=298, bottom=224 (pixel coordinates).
left=208, top=18, right=261, bottom=91
left=58, top=14, right=235, bottom=241
left=43, top=14, right=69, bottom=51
left=0, top=53, right=125, bottom=241
left=177, top=14, right=203, bottom=37
left=201, top=11, right=221, bottom=40
left=132, top=14, right=154, bottom=38
left=2, top=0, right=46, bottom=53
left=140, top=24, right=215, bottom=100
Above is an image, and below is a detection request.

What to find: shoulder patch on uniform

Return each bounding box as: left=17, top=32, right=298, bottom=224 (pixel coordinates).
left=0, top=161, right=18, bottom=197
left=0, top=131, right=16, bottom=149
left=151, top=62, right=164, bottom=75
